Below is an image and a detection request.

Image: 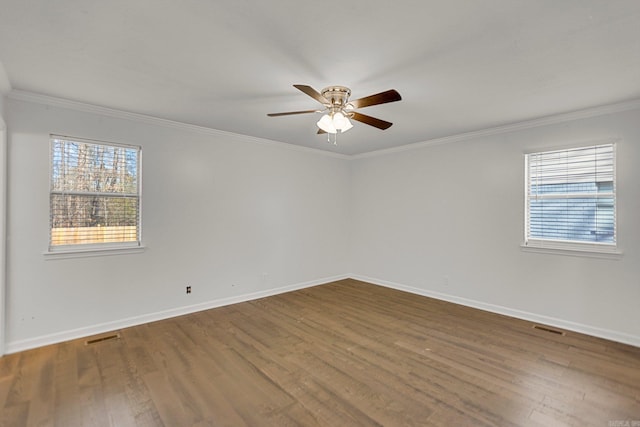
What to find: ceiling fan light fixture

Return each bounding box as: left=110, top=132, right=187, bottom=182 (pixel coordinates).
left=333, top=112, right=353, bottom=132
left=317, top=114, right=337, bottom=133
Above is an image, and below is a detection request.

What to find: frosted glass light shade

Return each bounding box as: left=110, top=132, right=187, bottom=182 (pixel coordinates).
left=333, top=112, right=353, bottom=132
left=317, top=114, right=337, bottom=133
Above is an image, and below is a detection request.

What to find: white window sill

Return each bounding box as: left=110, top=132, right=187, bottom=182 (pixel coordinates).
left=521, top=241, right=622, bottom=260
left=44, top=245, right=145, bottom=260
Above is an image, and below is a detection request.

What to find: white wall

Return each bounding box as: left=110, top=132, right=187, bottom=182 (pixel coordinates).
left=350, top=107, right=640, bottom=346
left=4, top=95, right=640, bottom=353
left=5, top=97, right=350, bottom=352
left=0, top=96, right=6, bottom=356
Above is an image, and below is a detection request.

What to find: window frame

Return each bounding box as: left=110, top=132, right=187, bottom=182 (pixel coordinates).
left=45, top=135, right=144, bottom=259
left=521, top=140, right=622, bottom=259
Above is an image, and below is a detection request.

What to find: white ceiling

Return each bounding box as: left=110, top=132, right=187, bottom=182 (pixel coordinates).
left=1, top=1, right=639, bottom=155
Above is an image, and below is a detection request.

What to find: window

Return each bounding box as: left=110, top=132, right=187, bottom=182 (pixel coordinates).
left=49, top=135, right=141, bottom=253
left=524, top=143, right=617, bottom=255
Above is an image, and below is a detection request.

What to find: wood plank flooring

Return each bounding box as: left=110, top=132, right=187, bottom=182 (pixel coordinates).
left=1, top=279, right=639, bottom=426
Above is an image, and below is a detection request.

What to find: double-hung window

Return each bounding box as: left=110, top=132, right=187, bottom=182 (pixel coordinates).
left=49, top=135, right=142, bottom=254
left=524, top=143, right=618, bottom=255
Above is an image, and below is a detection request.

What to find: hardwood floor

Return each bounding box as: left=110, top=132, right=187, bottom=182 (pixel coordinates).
left=1, top=279, right=639, bottom=426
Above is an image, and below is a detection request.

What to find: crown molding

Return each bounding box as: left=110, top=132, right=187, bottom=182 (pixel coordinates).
left=7, top=89, right=640, bottom=160
left=7, top=90, right=351, bottom=160
left=352, top=97, right=640, bottom=159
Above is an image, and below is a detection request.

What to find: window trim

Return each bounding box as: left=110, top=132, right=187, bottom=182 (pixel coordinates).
left=45, top=135, right=144, bottom=258
left=522, top=140, right=622, bottom=259
left=44, top=244, right=145, bottom=260
left=520, top=240, right=622, bottom=259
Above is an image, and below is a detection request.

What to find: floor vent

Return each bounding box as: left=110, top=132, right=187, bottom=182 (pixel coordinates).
left=85, top=333, right=121, bottom=345
left=532, top=325, right=565, bottom=336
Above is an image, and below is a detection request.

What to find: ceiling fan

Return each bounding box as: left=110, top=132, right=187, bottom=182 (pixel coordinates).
left=267, top=85, right=402, bottom=144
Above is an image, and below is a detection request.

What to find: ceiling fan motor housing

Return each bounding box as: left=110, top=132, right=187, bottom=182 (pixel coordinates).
left=321, top=86, right=351, bottom=109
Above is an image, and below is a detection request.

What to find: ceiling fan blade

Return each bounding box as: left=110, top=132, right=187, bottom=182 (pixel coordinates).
left=349, top=89, right=402, bottom=109
left=317, top=128, right=326, bottom=134
left=293, top=84, right=330, bottom=105
left=350, top=112, right=393, bottom=130
left=267, top=109, right=318, bottom=117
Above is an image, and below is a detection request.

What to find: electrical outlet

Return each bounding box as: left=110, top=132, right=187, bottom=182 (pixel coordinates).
left=186, top=285, right=191, bottom=294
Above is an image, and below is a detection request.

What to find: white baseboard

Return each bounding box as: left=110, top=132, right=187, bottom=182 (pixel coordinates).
left=351, top=274, right=640, bottom=348
left=9, top=273, right=638, bottom=354
left=5, top=274, right=349, bottom=354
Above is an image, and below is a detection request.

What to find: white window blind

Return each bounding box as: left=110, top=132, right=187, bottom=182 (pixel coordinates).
left=49, top=136, right=141, bottom=250
left=525, top=143, right=616, bottom=248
